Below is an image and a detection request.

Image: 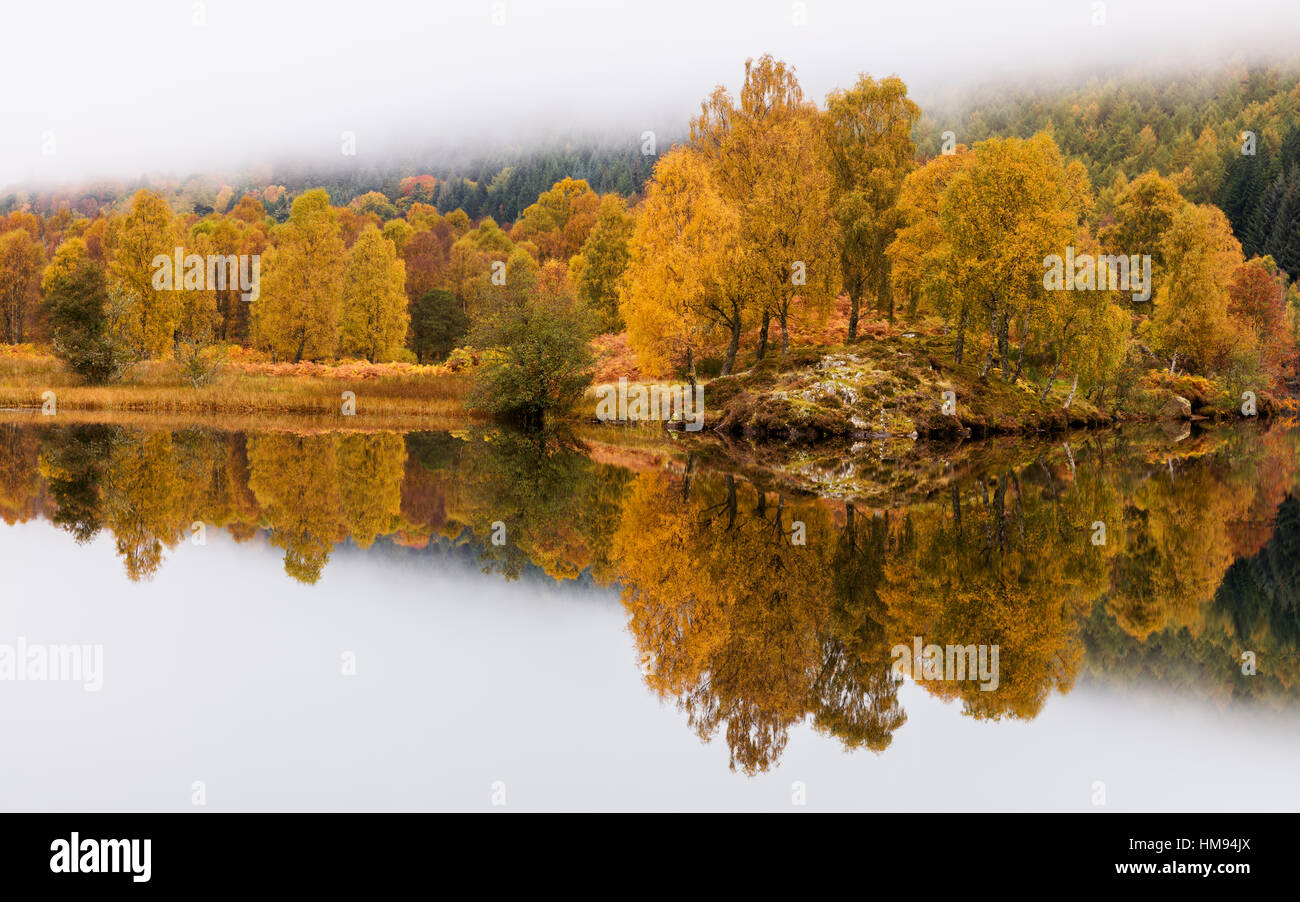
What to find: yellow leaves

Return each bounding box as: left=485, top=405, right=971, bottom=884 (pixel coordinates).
left=251, top=189, right=346, bottom=362
left=943, top=134, right=1083, bottom=289
left=511, top=177, right=600, bottom=261
left=571, top=194, right=634, bottom=334
left=612, top=470, right=841, bottom=772
left=621, top=147, right=739, bottom=377
left=248, top=432, right=407, bottom=582
left=688, top=58, right=842, bottom=352
left=822, top=73, right=921, bottom=310
left=1065, top=160, right=1095, bottom=224
left=888, top=149, right=972, bottom=316
left=381, top=219, right=414, bottom=255
left=339, top=225, right=409, bottom=363
left=0, top=226, right=46, bottom=343
left=928, top=133, right=1100, bottom=374
left=337, top=433, right=408, bottom=548
left=627, top=53, right=848, bottom=371
left=1150, top=203, right=1246, bottom=374
left=1099, top=170, right=1185, bottom=271
left=108, top=189, right=180, bottom=359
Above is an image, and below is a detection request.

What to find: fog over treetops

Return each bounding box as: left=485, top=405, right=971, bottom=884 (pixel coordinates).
left=4, top=0, right=1300, bottom=191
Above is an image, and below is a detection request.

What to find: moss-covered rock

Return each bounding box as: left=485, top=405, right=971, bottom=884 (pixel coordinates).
left=702, top=337, right=1109, bottom=442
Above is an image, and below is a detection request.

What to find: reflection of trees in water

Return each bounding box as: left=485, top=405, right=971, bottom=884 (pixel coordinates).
left=37, top=424, right=115, bottom=543
left=40, top=426, right=229, bottom=580
left=613, top=469, right=902, bottom=774
left=1220, top=495, right=1300, bottom=651
left=452, top=428, right=632, bottom=583
left=28, top=425, right=409, bottom=583
left=7, top=421, right=1300, bottom=770
left=815, top=504, right=907, bottom=753
left=611, top=457, right=1098, bottom=770
left=247, top=434, right=343, bottom=584
left=0, top=422, right=45, bottom=526
left=1083, top=491, right=1300, bottom=703
left=247, top=432, right=407, bottom=583
left=613, top=427, right=1300, bottom=771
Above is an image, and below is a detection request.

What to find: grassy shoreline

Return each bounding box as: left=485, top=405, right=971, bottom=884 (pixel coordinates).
left=0, top=348, right=482, bottom=425
left=5, top=338, right=1293, bottom=441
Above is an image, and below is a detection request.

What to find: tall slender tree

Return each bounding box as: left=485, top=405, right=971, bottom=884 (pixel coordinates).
left=251, top=189, right=346, bottom=362
left=339, top=225, right=409, bottom=362
left=822, top=74, right=920, bottom=336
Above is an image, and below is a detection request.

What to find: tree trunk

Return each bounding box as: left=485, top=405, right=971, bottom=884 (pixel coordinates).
left=1040, top=352, right=1062, bottom=402
left=779, top=308, right=790, bottom=356
left=1008, top=313, right=1028, bottom=383
left=1064, top=373, right=1078, bottom=408
left=1011, top=331, right=1028, bottom=383
left=724, top=474, right=736, bottom=528
left=685, top=346, right=697, bottom=390
left=1012, top=470, right=1026, bottom=549
left=997, top=312, right=1010, bottom=378
left=954, top=307, right=968, bottom=364
left=756, top=310, right=771, bottom=360
left=721, top=312, right=741, bottom=376
left=983, top=307, right=999, bottom=376
left=1168, top=351, right=1178, bottom=376
left=992, top=477, right=1008, bottom=551
left=879, top=263, right=894, bottom=323
left=847, top=288, right=860, bottom=343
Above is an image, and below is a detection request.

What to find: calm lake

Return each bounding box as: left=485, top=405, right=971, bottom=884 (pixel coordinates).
left=1, top=417, right=1297, bottom=811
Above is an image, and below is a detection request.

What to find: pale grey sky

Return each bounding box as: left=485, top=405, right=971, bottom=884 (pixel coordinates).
left=3, top=0, right=1299, bottom=188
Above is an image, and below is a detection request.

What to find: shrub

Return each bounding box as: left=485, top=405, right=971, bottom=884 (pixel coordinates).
left=467, top=294, right=594, bottom=426
left=46, top=262, right=137, bottom=384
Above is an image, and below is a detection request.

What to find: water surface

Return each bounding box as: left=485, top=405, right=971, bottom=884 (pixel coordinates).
left=1, top=419, right=1297, bottom=810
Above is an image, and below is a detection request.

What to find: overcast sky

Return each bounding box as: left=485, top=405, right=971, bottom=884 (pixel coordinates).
left=3, top=0, right=1300, bottom=189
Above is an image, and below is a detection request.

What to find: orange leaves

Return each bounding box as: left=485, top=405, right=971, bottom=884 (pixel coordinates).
left=510, top=177, right=600, bottom=262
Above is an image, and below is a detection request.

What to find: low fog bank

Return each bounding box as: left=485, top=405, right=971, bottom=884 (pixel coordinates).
left=3, top=0, right=1300, bottom=191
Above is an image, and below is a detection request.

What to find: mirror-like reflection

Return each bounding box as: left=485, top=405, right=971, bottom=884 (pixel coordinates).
left=2, top=419, right=1298, bottom=774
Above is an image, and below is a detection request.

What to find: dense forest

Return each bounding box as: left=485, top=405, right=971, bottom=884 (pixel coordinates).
left=0, top=136, right=668, bottom=224
left=917, top=63, right=1300, bottom=275
left=2, top=58, right=1299, bottom=424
